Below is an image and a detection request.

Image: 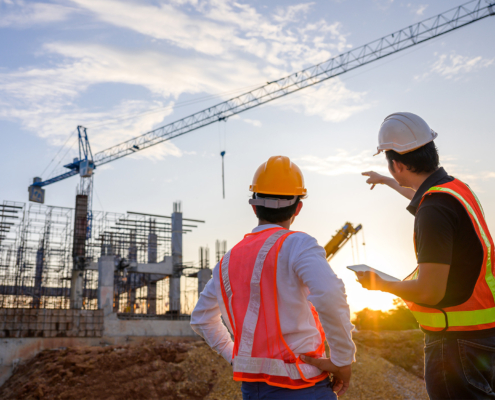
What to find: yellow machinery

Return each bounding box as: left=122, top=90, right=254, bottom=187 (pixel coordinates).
left=324, top=222, right=362, bottom=261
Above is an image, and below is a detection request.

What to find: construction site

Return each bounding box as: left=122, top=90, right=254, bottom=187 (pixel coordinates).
left=1, top=0, right=494, bottom=398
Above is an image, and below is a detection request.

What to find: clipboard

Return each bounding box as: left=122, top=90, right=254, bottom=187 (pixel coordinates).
left=347, top=264, right=401, bottom=282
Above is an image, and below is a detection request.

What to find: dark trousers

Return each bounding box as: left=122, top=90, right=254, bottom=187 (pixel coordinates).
left=241, top=377, right=336, bottom=400
left=425, top=333, right=495, bottom=399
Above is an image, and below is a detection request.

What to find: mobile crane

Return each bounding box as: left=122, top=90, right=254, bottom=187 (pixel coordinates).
left=325, top=222, right=362, bottom=261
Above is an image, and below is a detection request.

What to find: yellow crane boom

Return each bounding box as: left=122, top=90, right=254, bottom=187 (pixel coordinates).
left=324, top=222, right=362, bottom=261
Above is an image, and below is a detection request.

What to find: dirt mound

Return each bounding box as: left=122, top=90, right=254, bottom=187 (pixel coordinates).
left=1, top=331, right=427, bottom=399
left=346, top=343, right=427, bottom=400
left=352, top=330, right=425, bottom=378
left=0, top=338, right=241, bottom=400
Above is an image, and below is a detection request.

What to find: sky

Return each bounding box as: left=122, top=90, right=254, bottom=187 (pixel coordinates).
left=1, top=0, right=495, bottom=314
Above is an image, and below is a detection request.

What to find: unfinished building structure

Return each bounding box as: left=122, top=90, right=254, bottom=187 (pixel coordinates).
left=0, top=198, right=216, bottom=339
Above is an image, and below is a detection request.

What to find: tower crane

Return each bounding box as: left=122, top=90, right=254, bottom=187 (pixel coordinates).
left=29, top=0, right=494, bottom=204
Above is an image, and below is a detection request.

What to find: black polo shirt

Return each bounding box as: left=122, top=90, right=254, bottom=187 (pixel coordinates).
left=407, top=168, right=491, bottom=336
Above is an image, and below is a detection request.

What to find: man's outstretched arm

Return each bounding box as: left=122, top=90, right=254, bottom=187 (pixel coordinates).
left=362, top=171, right=415, bottom=200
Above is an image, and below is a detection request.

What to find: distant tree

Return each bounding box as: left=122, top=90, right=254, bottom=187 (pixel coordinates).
left=353, top=298, right=419, bottom=331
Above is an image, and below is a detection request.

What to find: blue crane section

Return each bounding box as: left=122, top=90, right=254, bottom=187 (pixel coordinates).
left=29, top=0, right=494, bottom=203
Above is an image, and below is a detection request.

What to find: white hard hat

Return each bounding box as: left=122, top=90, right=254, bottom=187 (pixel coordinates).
left=374, top=112, right=438, bottom=156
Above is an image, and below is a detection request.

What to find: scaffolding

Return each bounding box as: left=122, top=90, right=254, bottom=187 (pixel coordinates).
left=0, top=200, right=203, bottom=317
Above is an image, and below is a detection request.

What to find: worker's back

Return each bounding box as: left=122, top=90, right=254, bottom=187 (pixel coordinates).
left=191, top=155, right=355, bottom=398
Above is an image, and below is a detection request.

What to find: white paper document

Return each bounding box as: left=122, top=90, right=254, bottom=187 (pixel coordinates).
left=347, top=264, right=401, bottom=282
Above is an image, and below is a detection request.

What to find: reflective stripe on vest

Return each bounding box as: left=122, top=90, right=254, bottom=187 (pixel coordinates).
left=406, top=180, right=495, bottom=330
left=411, top=307, right=495, bottom=328
left=233, top=356, right=324, bottom=380
left=220, top=249, right=236, bottom=333
left=220, top=228, right=326, bottom=383
left=237, top=229, right=287, bottom=357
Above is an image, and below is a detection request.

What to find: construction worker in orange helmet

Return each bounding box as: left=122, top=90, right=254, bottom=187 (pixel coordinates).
left=191, top=155, right=356, bottom=399
left=355, top=112, right=495, bottom=399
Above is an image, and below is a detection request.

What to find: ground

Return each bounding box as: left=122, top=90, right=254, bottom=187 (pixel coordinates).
left=0, top=331, right=427, bottom=400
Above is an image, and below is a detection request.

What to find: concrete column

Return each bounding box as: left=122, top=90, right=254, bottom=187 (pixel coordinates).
left=71, top=194, right=88, bottom=309
left=70, top=270, right=84, bottom=309
left=33, top=246, right=44, bottom=308
left=148, top=281, right=157, bottom=314
left=148, top=219, right=157, bottom=263
left=148, top=234, right=157, bottom=263
left=97, top=255, right=114, bottom=316
left=72, top=195, right=88, bottom=264
left=169, top=202, right=182, bottom=314
left=113, top=289, right=120, bottom=313
left=128, top=231, right=137, bottom=262
left=130, top=289, right=136, bottom=313
left=198, top=268, right=212, bottom=295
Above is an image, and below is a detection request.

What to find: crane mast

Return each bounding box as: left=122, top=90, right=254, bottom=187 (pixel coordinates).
left=29, top=0, right=495, bottom=200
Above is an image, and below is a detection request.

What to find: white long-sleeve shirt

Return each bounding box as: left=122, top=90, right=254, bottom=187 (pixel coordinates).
left=190, top=224, right=356, bottom=367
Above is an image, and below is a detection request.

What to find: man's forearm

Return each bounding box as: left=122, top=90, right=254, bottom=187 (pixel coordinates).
left=380, top=279, right=437, bottom=305
left=383, top=177, right=415, bottom=200
left=358, top=264, right=449, bottom=305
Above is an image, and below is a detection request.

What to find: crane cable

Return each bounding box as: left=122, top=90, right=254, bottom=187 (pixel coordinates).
left=219, top=120, right=227, bottom=199
left=40, top=129, right=76, bottom=178
left=361, top=228, right=367, bottom=263
left=46, top=134, right=79, bottom=179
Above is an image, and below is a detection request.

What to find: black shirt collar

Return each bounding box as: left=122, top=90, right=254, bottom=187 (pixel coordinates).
left=407, top=167, right=449, bottom=216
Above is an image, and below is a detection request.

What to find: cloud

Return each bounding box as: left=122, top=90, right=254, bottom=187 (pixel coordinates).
left=415, top=4, right=427, bottom=16
left=296, top=149, right=388, bottom=177
left=407, top=3, right=428, bottom=16
left=0, top=0, right=369, bottom=163
left=242, top=118, right=262, bottom=127
left=273, top=3, right=314, bottom=23
left=0, top=1, right=76, bottom=27
left=70, top=0, right=350, bottom=67
left=0, top=41, right=262, bottom=136
left=0, top=96, right=182, bottom=181
left=373, top=0, right=394, bottom=11
left=279, top=79, right=371, bottom=123
left=416, top=52, right=494, bottom=81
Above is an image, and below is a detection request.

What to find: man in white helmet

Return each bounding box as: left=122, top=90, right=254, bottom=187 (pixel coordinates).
left=351, top=112, right=495, bottom=399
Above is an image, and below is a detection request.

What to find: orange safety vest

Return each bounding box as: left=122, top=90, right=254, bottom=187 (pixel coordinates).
left=404, top=179, right=495, bottom=332
left=215, top=227, right=328, bottom=389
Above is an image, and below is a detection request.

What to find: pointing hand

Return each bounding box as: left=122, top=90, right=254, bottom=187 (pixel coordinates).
left=361, top=171, right=387, bottom=190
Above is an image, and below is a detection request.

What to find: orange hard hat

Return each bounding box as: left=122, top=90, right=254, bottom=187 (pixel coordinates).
left=249, top=156, right=307, bottom=196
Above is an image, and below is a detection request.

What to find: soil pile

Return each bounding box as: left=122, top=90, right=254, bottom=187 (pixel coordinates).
left=352, top=330, right=425, bottom=378
left=0, top=338, right=240, bottom=400
left=1, top=331, right=427, bottom=399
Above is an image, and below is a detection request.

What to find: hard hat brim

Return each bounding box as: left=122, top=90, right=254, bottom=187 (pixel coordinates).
left=374, top=129, right=438, bottom=156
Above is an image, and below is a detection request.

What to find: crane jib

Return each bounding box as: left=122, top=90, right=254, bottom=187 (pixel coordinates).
left=34, top=0, right=494, bottom=188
